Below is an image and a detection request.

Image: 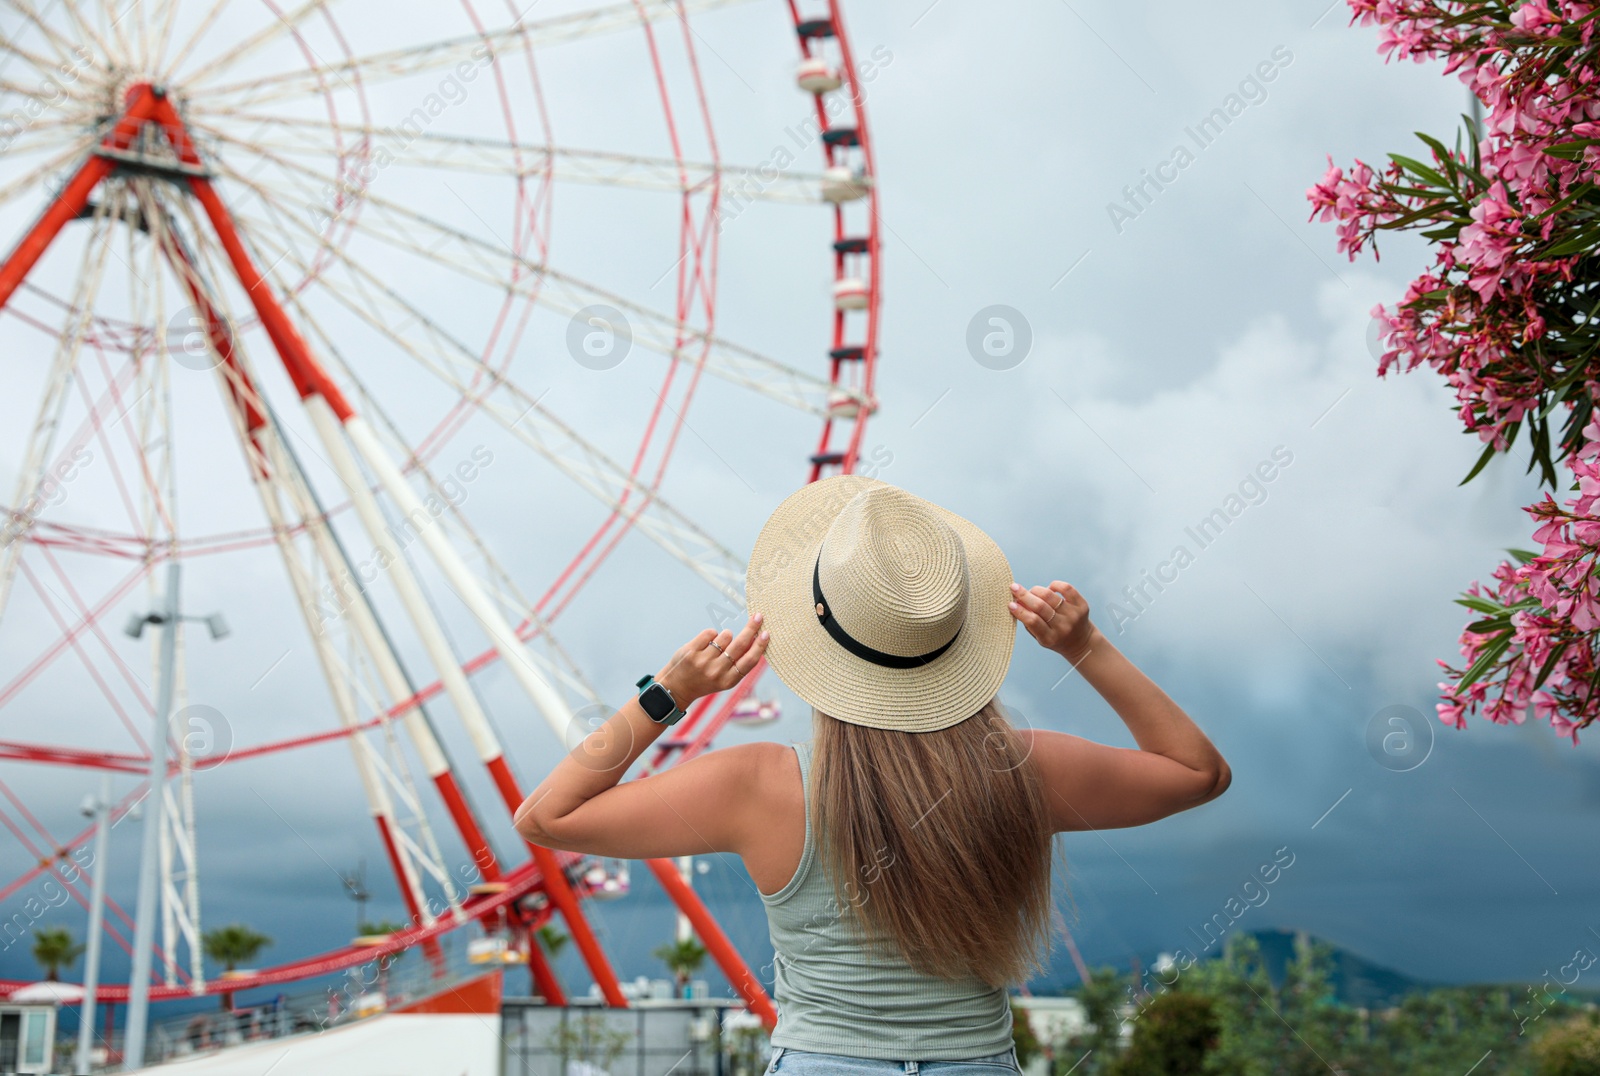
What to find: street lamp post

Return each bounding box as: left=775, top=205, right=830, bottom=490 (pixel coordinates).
left=76, top=773, right=112, bottom=1076
left=121, top=562, right=228, bottom=1071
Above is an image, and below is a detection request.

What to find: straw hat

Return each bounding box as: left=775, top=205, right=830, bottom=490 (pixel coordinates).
left=744, top=475, right=1016, bottom=732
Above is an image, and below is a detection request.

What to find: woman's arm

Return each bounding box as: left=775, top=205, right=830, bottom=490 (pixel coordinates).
left=513, top=615, right=771, bottom=856
left=1008, top=581, right=1231, bottom=830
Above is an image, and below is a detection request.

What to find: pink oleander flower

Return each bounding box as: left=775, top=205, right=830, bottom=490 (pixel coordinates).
left=1312, top=0, right=1600, bottom=740
left=1510, top=0, right=1561, bottom=34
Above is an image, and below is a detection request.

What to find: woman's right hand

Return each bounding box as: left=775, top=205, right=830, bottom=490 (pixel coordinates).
left=1009, top=580, right=1098, bottom=663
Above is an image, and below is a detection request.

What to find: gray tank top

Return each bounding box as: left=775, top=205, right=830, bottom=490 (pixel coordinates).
left=759, top=740, right=1015, bottom=1060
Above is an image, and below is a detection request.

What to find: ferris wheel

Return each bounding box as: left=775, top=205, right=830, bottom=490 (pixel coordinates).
left=0, top=0, right=881, bottom=1040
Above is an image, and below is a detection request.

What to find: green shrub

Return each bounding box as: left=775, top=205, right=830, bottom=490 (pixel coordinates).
left=1109, top=991, right=1219, bottom=1076
left=1533, top=1014, right=1600, bottom=1076
left=1011, top=1000, right=1041, bottom=1070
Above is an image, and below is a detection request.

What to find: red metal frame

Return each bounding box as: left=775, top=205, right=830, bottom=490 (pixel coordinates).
left=787, top=0, right=881, bottom=483
left=146, top=80, right=777, bottom=1017
left=648, top=859, right=778, bottom=1027
left=156, top=212, right=488, bottom=972
left=0, top=80, right=785, bottom=1027
left=0, top=90, right=160, bottom=310
left=158, top=81, right=631, bottom=1004
left=2, top=0, right=888, bottom=1028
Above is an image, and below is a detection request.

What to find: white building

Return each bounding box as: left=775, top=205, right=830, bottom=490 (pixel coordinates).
left=0, top=999, right=56, bottom=1074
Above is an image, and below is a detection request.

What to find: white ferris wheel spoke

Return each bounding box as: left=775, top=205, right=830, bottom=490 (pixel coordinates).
left=102, top=0, right=146, bottom=73
left=301, top=344, right=602, bottom=705
left=1, top=113, right=102, bottom=150
left=167, top=178, right=593, bottom=737
left=158, top=0, right=236, bottom=86
left=57, top=0, right=119, bottom=72
left=154, top=204, right=463, bottom=925
left=130, top=2, right=152, bottom=75
left=0, top=92, right=100, bottom=136
left=187, top=113, right=828, bottom=204
left=133, top=0, right=167, bottom=74
left=225, top=196, right=750, bottom=606
left=254, top=420, right=447, bottom=927
left=0, top=32, right=78, bottom=84
left=209, top=143, right=850, bottom=416
left=130, top=179, right=188, bottom=542
left=94, top=0, right=138, bottom=71
left=43, top=177, right=177, bottom=547
left=8, top=0, right=117, bottom=80
left=1, top=0, right=97, bottom=73
left=254, top=254, right=602, bottom=704
left=221, top=194, right=751, bottom=606
left=0, top=195, right=122, bottom=622
left=0, top=128, right=108, bottom=186
left=191, top=0, right=753, bottom=108
left=149, top=0, right=184, bottom=83
left=172, top=0, right=337, bottom=88
left=0, top=133, right=100, bottom=202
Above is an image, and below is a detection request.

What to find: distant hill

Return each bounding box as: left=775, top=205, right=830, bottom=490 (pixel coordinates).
left=1023, top=929, right=1438, bottom=1007
left=1247, top=929, right=1433, bottom=1010
left=1072, top=929, right=1600, bottom=1010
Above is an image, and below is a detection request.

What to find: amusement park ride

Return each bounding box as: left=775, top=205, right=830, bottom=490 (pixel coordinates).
left=0, top=0, right=880, bottom=1065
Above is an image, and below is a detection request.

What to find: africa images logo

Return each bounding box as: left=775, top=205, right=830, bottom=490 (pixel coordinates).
left=1107, top=445, right=1293, bottom=633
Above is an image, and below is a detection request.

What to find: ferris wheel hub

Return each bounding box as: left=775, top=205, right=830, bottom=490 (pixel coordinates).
left=112, top=77, right=167, bottom=113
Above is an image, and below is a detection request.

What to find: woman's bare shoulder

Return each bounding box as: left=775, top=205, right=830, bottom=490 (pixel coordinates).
left=690, top=740, right=800, bottom=798
left=710, top=741, right=805, bottom=893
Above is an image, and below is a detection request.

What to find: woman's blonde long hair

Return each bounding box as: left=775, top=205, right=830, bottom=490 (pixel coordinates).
left=809, top=697, right=1055, bottom=987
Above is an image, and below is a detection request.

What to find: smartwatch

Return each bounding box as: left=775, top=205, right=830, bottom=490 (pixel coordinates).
left=635, top=674, right=687, bottom=726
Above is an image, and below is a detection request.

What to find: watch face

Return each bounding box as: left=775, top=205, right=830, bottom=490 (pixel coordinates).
left=639, top=682, right=675, bottom=722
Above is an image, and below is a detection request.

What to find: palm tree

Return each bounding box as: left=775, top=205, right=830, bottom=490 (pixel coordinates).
left=531, top=925, right=569, bottom=1001
left=652, top=937, right=707, bottom=999
left=203, top=923, right=272, bottom=972
left=535, top=925, right=569, bottom=959
left=356, top=920, right=409, bottom=999
left=203, top=923, right=272, bottom=1011
left=32, top=926, right=83, bottom=982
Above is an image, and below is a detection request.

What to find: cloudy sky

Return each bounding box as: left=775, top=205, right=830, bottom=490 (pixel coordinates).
left=2, top=0, right=1595, bottom=1010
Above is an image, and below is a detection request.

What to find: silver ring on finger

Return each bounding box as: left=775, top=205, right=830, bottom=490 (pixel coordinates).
left=708, top=640, right=724, bottom=653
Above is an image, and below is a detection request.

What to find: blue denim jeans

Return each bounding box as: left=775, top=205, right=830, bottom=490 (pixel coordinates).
left=763, top=1045, right=1022, bottom=1074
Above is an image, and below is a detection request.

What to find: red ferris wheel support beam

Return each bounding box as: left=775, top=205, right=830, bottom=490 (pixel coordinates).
left=157, top=216, right=515, bottom=891
left=0, top=90, right=160, bottom=309
left=146, top=88, right=773, bottom=1023
left=0, top=81, right=774, bottom=1023
left=140, top=88, right=625, bottom=1011
left=155, top=226, right=499, bottom=974
left=145, top=86, right=588, bottom=1006
left=0, top=81, right=599, bottom=1003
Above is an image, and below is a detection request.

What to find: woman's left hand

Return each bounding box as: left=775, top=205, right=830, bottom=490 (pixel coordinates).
left=655, top=614, right=769, bottom=706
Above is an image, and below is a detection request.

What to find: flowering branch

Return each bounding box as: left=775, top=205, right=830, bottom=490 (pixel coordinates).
left=1308, top=0, right=1600, bottom=739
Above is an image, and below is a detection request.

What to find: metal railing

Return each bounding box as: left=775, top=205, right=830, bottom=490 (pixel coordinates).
left=64, top=942, right=775, bottom=1076
left=79, top=933, right=484, bottom=1070
left=501, top=1000, right=772, bottom=1076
